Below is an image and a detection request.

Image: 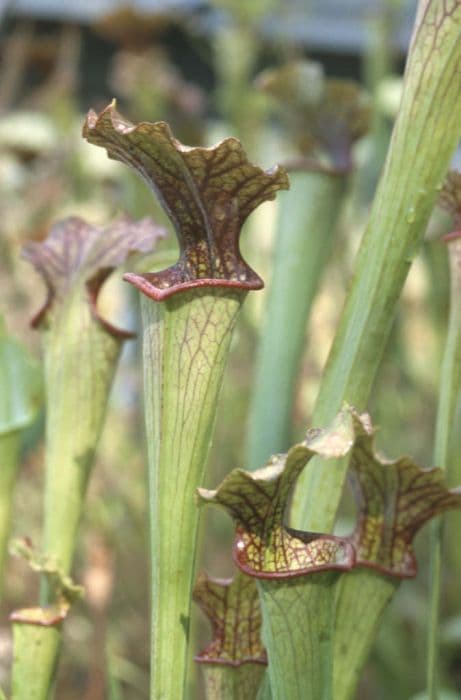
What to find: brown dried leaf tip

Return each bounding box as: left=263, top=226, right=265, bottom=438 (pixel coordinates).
left=82, top=102, right=289, bottom=301
left=22, top=215, right=165, bottom=337
left=257, top=61, right=370, bottom=173
left=193, top=570, right=267, bottom=667
left=10, top=538, right=84, bottom=627
left=199, top=407, right=461, bottom=581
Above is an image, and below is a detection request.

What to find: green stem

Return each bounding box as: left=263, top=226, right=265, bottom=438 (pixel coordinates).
left=41, top=294, right=121, bottom=579
left=291, top=0, right=461, bottom=532
left=257, top=574, right=336, bottom=700
left=11, top=292, right=121, bottom=700
left=0, top=430, right=20, bottom=596
left=427, top=238, right=461, bottom=698
left=247, top=172, right=347, bottom=469
left=445, top=406, right=461, bottom=605
left=201, top=665, right=266, bottom=700
left=11, top=625, right=61, bottom=700
left=141, top=288, right=245, bottom=700
left=256, top=673, right=273, bottom=700
left=333, top=571, right=399, bottom=700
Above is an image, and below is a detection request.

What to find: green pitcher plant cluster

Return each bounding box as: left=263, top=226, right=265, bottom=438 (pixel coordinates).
left=2, top=1, right=461, bottom=698
left=197, top=407, right=461, bottom=700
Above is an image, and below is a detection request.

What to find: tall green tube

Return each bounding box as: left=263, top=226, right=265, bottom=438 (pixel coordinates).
left=291, top=0, right=461, bottom=533
left=258, top=574, right=336, bottom=700
left=11, top=216, right=161, bottom=700
left=247, top=61, right=369, bottom=471
left=141, top=289, right=245, bottom=699
left=82, top=103, right=288, bottom=699
left=426, top=184, right=461, bottom=698
left=247, top=171, right=346, bottom=469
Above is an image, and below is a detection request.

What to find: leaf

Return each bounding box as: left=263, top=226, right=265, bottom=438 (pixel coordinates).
left=348, top=433, right=461, bottom=578
left=198, top=409, right=357, bottom=578
left=256, top=60, right=370, bottom=173
left=10, top=538, right=84, bottom=601
left=10, top=538, right=84, bottom=627
left=0, top=315, right=42, bottom=434
left=193, top=570, right=267, bottom=667
left=199, top=406, right=461, bottom=580
left=10, top=603, right=70, bottom=627
left=83, top=102, right=289, bottom=300
left=22, top=215, right=165, bottom=337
